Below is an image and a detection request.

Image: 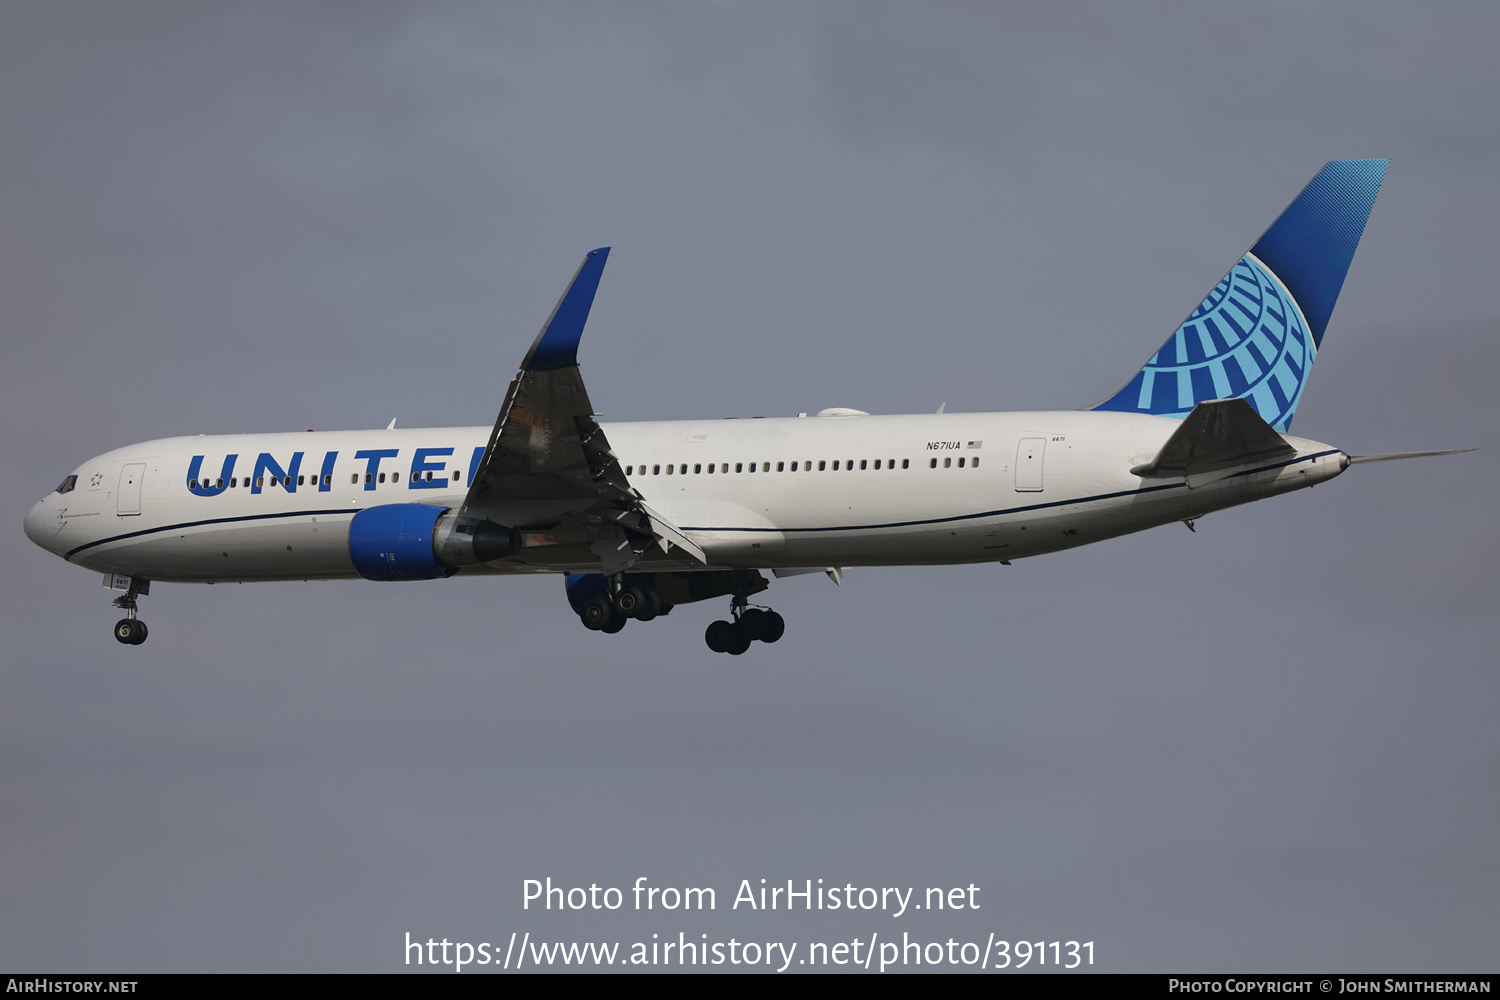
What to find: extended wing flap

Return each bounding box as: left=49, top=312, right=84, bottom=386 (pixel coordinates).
left=635, top=500, right=709, bottom=565
left=1132, top=398, right=1296, bottom=484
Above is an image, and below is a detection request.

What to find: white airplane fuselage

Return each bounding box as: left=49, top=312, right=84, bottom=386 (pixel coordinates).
left=24, top=409, right=1348, bottom=583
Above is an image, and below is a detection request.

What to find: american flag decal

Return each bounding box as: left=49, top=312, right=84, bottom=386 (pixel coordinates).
left=967, top=440, right=982, bottom=449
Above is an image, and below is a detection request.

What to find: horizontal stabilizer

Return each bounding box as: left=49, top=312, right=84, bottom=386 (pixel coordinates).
left=1132, top=398, right=1295, bottom=486
left=1349, top=448, right=1477, bottom=465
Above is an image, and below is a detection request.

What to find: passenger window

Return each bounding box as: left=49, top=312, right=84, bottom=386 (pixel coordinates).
left=452, top=470, right=459, bottom=481
left=873, top=460, right=880, bottom=470
left=230, top=478, right=237, bottom=488
left=902, top=459, right=909, bottom=469
left=257, top=477, right=266, bottom=487
left=721, top=463, right=728, bottom=473
left=378, top=472, right=387, bottom=483
left=944, top=458, right=951, bottom=468
left=804, top=461, right=811, bottom=471
left=818, top=460, right=826, bottom=471
left=694, top=463, right=702, bottom=474
left=324, top=474, right=332, bottom=485
left=777, top=461, right=784, bottom=471
left=215, top=478, right=224, bottom=489
left=351, top=474, right=359, bottom=484
left=831, top=460, right=839, bottom=470
left=653, top=465, right=660, bottom=475
left=748, top=462, right=756, bottom=474
left=625, top=466, right=633, bottom=476
left=392, top=472, right=400, bottom=483
left=706, top=463, right=715, bottom=474
left=189, top=479, right=199, bottom=489
left=958, top=458, right=965, bottom=468
left=972, top=457, right=980, bottom=468
left=860, top=460, right=867, bottom=470
left=762, top=462, right=769, bottom=472
left=365, top=473, right=373, bottom=484
left=736, top=463, right=743, bottom=473
left=297, top=475, right=305, bottom=486
left=668, top=464, right=675, bottom=475
left=929, top=459, right=937, bottom=469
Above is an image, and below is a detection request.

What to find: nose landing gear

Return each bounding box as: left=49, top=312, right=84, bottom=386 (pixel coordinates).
left=114, top=618, right=148, bottom=645
left=109, top=578, right=150, bottom=645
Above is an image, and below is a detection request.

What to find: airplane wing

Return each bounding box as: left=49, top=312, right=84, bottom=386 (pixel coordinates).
left=460, top=248, right=706, bottom=573
left=1130, top=398, right=1297, bottom=488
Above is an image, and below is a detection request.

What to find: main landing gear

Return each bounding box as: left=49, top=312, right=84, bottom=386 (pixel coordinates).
left=567, top=571, right=784, bottom=653
left=110, top=578, right=150, bottom=645
left=704, top=602, right=785, bottom=655
left=578, top=580, right=668, bottom=634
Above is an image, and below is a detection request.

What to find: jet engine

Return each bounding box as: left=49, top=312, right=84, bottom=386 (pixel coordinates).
left=348, top=504, right=519, bottom=581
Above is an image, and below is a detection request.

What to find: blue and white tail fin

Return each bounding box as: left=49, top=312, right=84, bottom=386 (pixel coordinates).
left=1093, top=159, right=1388, bottom=432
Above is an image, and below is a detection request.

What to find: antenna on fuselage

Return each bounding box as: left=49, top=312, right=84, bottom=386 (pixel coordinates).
left=386, top=418, right=397, bottom=430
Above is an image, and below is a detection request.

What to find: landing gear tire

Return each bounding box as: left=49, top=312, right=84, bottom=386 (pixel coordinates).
left=633, top=591, right=662, bottom=623
left=737, top=608, right=784, bottom=644
left=114, top=619, right=147, bottom=645
left=580, top=596, right=615, bottom=631
left=600, top=615, right=626, bottom=634
left=705, top=620, right=752, bottom=655
left=724, top=626, right=751, bottom=655
left=705, top=620, right=736, bottom=653
left=614, top=586, right=648, bottom=618
left=742, top=608, right=780, bottom=641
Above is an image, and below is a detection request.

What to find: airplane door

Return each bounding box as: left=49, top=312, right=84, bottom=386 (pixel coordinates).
left=117, top=463, right=145, bottom=515
left=1015, top=438, right=1045, bottom=492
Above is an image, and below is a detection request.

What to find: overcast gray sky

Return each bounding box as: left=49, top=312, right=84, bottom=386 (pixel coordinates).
left=2, top=1, right=1496, bottom=973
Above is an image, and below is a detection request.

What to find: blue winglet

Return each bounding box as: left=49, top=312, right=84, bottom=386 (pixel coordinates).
left=521, top=247, right=611, bottom=371
left=1093, top=160, right=1387, bottom=432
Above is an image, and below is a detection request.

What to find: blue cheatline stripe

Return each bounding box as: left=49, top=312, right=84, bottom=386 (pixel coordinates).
left=63, top=451, right=1339, bottom=559
left=64, top=509, right=355, bottom=561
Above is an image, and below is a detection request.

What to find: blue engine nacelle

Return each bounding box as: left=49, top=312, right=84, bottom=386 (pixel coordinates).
left=349, top=504, right=519, bottom=582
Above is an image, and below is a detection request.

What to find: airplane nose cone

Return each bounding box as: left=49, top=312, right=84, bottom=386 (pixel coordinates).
left=24, top=499, right=54, bottom=549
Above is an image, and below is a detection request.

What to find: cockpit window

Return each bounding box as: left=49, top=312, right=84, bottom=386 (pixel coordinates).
left=55, top=475, right=77, bottom=495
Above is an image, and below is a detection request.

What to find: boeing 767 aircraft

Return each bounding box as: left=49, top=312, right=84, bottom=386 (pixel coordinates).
left=23, top=159, right=1469, bottom=654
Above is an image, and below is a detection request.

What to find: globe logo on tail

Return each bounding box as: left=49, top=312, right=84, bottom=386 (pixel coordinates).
left=1102, top=252, right=1313, bottom=432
